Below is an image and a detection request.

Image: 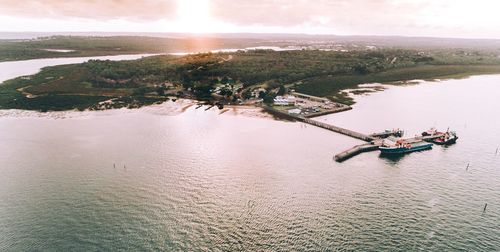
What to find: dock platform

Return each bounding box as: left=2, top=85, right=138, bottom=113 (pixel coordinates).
left=334, top=133, right=447, bottom=162
left=261, top=105, right=450, bottom=162
left=334, top=143, right=379, bottom=162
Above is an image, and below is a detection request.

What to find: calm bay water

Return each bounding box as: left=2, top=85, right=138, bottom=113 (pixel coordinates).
left=1, top=75, right=500, bottom=251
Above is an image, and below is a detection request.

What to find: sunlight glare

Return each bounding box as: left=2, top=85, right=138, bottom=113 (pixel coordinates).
left=176, top=0, right=212, bottom=33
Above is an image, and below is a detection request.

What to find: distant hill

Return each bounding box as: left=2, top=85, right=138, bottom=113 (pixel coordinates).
left=2, top=32, right=500, bottom=50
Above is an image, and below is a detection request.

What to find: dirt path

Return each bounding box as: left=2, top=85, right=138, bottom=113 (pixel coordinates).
left=16, top=86, right=37, bottom=98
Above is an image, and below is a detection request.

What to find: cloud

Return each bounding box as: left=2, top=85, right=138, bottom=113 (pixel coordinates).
left=1, top=0, right=500, bottom=38
left=210, top=0, right=429, bottom=32
left=0, top=0, right=177, bottom=21
left=205, top=0, right=500, bottom=37
left=207, top=0, right=500, bottom=38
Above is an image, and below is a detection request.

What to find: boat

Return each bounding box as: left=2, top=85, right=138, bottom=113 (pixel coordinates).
left=432, top=131, right=458, bottom=145
left=421, top=127, right=443, bottom=137
left=422, top=127, right=459, bottom=145
left=379, top=137, right=433, bottom=155
left=371, top=129, right=404, bottom=138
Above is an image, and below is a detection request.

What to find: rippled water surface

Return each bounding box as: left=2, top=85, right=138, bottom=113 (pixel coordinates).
left=1, top=75, right=500, bottom=251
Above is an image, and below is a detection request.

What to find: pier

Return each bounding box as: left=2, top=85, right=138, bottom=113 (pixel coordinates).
left=333, top=134, right=446, bottom=162
left=262, top=105, right=448, bottom=162
left=370, top=129, right=404, bottom=139
left=301, top=118, right=374, bottom=142
left=334, top=143, right=379, bottom=162
left=263, top=106, right=374, bottom=141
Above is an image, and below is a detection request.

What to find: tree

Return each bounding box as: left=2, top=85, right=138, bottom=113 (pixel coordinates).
left=133, top=87, right=148, bottom=96
left=258, top=91, right=266, bottom=99
left=353, top=64, right=369, bottom=75
left=156, top=86, right=166, bottom=96
left=242, top=89, right=252, bottom=100
left=193, top=85, right=213, bottom=100
left=277, top=85, right=286, bottom=96
left=219, top=88, right=232, bottom=97
left=210, top=78, right=219, bottom=85
left=263, top=92, right=276, bottom=104
left=267, top=80, right=280, bottom=89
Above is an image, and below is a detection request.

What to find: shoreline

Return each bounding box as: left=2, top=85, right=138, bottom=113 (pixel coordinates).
left=3, top=48, right=500, bottom=111
left=0, top=53, right=163, bottom=66
left=330, top=71, right=500, bottom=106
left=0, top=98, right=273, bottom=120
left=295, top=64, right=500, bottom=105
left=2, top=72, right=500, bottom=118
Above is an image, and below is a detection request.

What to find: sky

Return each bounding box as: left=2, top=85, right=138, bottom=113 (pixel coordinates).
left=1, top=0, right=500, bottom=39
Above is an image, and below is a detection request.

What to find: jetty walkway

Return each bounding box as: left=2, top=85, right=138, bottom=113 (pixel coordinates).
left=262, top=105, right=446, bottom=162
left=263, top=106, right=376, bottom=142
left=300, top=118, right=374, bottom=142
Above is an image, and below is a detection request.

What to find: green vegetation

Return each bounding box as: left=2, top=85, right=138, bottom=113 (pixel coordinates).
left=330, top=92, right=355, bottom=106
left=2, top=47, right=500, bottom=111
left=295, top=65, right=500, bottom=97
left=0, top=36, right=261, bottom=62
left=5, top=94, right=109, bottom=112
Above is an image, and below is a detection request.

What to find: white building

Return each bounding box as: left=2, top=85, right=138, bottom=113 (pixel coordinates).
left=288, top=108, right=301, bottom=115
left=273, top=95, right=297, bottom=106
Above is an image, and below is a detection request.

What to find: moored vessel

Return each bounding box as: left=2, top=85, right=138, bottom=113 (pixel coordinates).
left=379, top=137, right=433, bottom=154
left=421, top=127, right=443, bottom=137
left=432, top=131, right=458, bottom=145
left=422, top=127, right=459, bottom=145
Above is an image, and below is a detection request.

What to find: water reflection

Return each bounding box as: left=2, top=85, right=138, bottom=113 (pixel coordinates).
left=379, top=153, right=406, bottom=163
left=0, top=75, right=500, bottom=250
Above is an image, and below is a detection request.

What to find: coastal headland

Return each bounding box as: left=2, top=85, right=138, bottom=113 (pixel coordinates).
left=2, top=36, right=500, bottom=112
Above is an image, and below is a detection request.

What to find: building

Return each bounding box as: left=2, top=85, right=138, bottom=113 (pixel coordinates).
left=287, top=108, right=301, bottom=115
left=291, top=92, right=329, bottom=103
left=273, top=95, right=297, bottom=106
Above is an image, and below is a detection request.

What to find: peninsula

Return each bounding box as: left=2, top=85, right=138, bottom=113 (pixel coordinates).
left=2, top=36, right=500, bottom=111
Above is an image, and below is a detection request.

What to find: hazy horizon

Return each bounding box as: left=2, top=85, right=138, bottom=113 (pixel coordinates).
left=1, top=0, right=500, bottom=40
left=3, top=31, right=500, bottom=43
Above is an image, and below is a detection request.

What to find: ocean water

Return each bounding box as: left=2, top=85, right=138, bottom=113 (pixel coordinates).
left=0, top=75, right=499, bottom=251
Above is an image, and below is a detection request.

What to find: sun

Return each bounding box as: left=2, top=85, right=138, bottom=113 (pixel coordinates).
left=176, top=0, right=213, bottom=33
